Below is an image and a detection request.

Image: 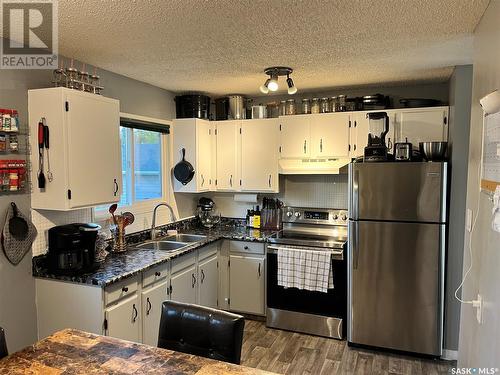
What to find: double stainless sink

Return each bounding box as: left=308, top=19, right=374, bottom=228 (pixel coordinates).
left=133, top=234, right=207, bottom=252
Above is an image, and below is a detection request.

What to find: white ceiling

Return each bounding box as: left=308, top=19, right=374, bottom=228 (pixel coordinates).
left=55, top=0, right=488, bottom=95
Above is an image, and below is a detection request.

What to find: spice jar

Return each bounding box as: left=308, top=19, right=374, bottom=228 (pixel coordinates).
left=338, top=95, right=347, bottom=112
left=301, top=98, right=311, bottom=114
left=285, top=99, right=296, bottom=115
left=311, top=98, right=320, bottom=114
left=0, top=135, right=6, bottom=152
left=9, top=169, right=18, bottom=191
left=320, top=97, right=330, bottom=113
left=9, top=135, right=18, bottom=152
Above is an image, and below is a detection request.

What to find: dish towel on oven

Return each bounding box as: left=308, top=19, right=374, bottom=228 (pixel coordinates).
left=277, top=247, right=334, bottom=293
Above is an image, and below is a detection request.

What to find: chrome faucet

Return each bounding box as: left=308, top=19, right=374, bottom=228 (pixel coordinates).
left=151, top=203, right=177, bottom=240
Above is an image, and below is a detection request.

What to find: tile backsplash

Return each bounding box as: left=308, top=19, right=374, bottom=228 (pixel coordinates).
left=31, top=208, right=92, bottom=256
left=201, top=174, right=349, bottom=218
left=278, top=174, right=348, bottom=209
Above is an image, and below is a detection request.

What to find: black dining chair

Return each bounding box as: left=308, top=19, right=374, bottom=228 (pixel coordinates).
left=158, top=301, right=245, bottom=365
left=0, top=327, right=8, bottom=359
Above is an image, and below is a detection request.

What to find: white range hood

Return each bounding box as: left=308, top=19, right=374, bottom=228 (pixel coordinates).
left=279, top=158, right=351, bottom=175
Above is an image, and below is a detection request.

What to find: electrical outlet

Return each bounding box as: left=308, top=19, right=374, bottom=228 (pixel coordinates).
left=473, top=294, right=482, bottom=324
left=466, top=208, right=473, bottom=232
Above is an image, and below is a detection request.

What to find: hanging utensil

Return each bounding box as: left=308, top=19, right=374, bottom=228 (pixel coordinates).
left=173, top=148, right=195, bottom=185
left=37, top=120, right=46, bottom=189
left=8, top=202, right=28, bottom=240
left=42, top=118, right=53, bottom=182
left=2, top=203, right=37, bottom=265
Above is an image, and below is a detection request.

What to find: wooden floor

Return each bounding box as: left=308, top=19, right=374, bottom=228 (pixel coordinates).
left=240, top=321, right=455, bottom=375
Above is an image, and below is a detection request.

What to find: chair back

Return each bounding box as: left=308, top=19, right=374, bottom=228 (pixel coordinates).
left=158, top=301, right=245, bottom=364
left=0, top=327, right=8, bottom=359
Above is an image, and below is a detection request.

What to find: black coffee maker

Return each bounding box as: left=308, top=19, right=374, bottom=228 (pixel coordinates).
left=47, top=223, right=101, bottom=275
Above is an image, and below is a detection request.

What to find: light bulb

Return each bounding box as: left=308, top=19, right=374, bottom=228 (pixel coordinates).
left=259, top=78, right=270, bottom=94
left=268, top=75, right=279, bottom=91
left=287, top=77, right=297, bottom=95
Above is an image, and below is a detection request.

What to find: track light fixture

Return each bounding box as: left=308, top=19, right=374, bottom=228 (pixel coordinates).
left=259, top=67, right=297, bottom=95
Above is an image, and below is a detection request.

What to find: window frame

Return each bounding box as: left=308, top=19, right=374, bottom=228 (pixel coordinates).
left=94, top=112, right=172, bottom=219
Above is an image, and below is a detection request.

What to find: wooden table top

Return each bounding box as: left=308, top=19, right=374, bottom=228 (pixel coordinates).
left=0, top=329, right=277, bottom=374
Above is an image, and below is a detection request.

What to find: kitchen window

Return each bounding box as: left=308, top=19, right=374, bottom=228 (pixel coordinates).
left=95, top=114, right=170, bottom=219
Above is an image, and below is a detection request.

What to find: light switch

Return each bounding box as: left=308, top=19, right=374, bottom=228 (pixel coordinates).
left=466, top=208, right=473, bottom=232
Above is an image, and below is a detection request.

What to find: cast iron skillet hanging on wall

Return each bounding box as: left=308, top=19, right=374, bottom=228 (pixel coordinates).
left=173, top=148, right=195, bottom=185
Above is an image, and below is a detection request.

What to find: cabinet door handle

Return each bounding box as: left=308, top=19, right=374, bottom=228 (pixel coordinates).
left=155, top=271, right=161, bottom=277
left=268, top=174, right=271, bottom=188
left=201, top=269, right=205, bottom=284
left=320, top=139, right=323, bottom=153
left=132, top=304, right=138, bottom=322
left=122, top=286, right=128, bottom=293
left=146, top=297, right=152, bottom=315
left=113, top=179, right=119, bottom=196
left=354, top=144, right=356, bottom=151
left=244, top=245, right=249, bottom=250
left=387, top=137, right=392, bottom=151
left=201, top=174, right=205, bottom=186
left=169, top=283, right=173, bottom=295
left=192, top=273, right=196, bottom=288
left=230, top=174, right=233, bottom=187
left=304, top=140, right=307, bottom=154
left=258, top=263, right=261, bottom=277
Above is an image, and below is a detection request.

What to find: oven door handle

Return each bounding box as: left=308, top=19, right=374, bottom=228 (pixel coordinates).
left=267, top=245, right=344, bottom=260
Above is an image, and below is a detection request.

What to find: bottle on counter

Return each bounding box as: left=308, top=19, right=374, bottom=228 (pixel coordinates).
left=253, top=206, right=261, bottom=229
left=247, top=209, right=254, bottom=228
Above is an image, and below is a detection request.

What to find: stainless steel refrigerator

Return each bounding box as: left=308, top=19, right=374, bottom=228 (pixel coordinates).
left=347, top=162, right=446, bottom=356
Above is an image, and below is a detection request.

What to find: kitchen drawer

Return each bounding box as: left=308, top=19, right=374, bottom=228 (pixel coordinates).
left=171, top=251, right=196, bottom=275
left=198, top=243, right=218, bottom=261
left=229, top=241, right=264, bottom=255
left=105, top=276, right=139, bottom=306
left=142, top=262, right=169, bottom=287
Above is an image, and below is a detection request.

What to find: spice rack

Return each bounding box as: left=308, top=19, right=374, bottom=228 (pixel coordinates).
left=0, top=108, right=29, bottom=194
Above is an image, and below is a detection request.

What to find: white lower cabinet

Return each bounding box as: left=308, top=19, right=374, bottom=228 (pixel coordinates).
left=198, top=255, right=218, bottom=308
left=141, top=281, right=168, bottom=346
left=105, top=294, right=140, bottom=342
left=170, top=265, right=198, bottom=304
left=229, top=255, right=265, bottom=315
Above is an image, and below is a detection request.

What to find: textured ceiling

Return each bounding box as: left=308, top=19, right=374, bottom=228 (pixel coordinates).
left=52, top=0, right=488, bottom=95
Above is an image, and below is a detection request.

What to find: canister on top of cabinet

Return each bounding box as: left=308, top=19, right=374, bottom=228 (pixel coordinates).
left=301, top=98, right=311, bottom=114
left=311, top=98, right=320, bottom=114
left=279, top=100, right=286, bottom=116
left=320, top=97, right=330, bottom=113
left=285, top=99, right=296, bottom=115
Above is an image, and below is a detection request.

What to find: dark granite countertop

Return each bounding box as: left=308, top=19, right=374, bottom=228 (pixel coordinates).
left=33, top=222, right=276, bottom=287
left=0, top=328, right=276, bottom=374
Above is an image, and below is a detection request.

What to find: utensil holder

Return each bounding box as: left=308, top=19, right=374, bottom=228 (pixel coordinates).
left=110, top=224, right=126, bottom=253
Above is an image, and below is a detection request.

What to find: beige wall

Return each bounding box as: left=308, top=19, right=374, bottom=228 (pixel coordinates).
left=458, top=1, right=500, bottom=367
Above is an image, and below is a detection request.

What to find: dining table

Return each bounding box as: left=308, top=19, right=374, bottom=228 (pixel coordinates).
left=0, top=329, right=277, bottom=374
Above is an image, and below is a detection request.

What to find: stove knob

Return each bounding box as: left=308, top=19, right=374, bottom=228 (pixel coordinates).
left=286, top=211, right=293, bottom=218
left=333, top=214, right=339, bottom=220
left=294, top=212, right=301, bottom=218
left=341, top=214, right=347, bottom=221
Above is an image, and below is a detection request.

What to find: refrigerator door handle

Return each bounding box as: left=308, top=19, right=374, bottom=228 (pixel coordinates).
left=351, top=221, right=359, bottom=269
left=350, top=168, right=359, bottom=220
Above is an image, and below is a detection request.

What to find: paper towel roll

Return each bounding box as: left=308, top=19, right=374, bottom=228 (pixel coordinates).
left=233, top=194, right=258, bottom=203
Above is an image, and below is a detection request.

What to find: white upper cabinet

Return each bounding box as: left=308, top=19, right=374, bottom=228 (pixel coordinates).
left=395, top=107, right=448, bottom=147
left=310, top=113, right=350, bottom=158
left=279, top=115, right=311, bottom=158
left=29, top=88, right=121, bottom=210
left=279, top=113, right=350, bottom=159
left=172, top=118, right=213, bottom=192
left=215, top=120, right=240, bottom=191
left=240, top=118, right=279, bottom=192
